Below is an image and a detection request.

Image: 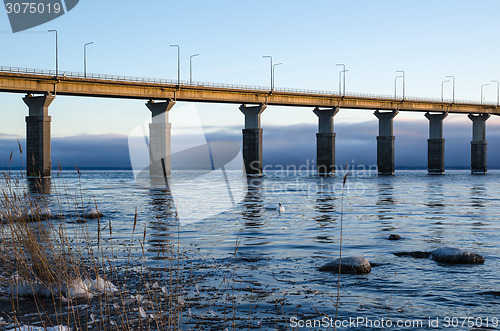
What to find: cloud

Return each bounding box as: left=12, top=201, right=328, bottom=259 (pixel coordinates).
left=2, top=120, right=500, bottom=169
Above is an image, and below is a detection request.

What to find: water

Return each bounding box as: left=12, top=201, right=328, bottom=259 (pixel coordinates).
left=3, top=169, right=500, bottom=330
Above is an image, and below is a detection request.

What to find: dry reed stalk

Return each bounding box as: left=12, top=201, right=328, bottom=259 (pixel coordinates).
left=334, top=171, right=349, bottom=330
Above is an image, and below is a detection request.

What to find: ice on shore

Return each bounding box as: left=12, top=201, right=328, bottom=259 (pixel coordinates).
left=91, top=275, right=118, bottom=293
left=65, top=279, right=93, bottom=300
left=2, top=274, right=118, bottom=300
left=6, top=325, right=70, bottom=331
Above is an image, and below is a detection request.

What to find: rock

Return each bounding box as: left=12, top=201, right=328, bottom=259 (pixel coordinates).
left=429, top=247, right=485, bottom=264
left=394, top=247, right=485, bottom=265
left=85, top=208, right=103, bottom=219
left=318, top=256, right=371, bottom=274
left=388, top=234, right=402, bottom=240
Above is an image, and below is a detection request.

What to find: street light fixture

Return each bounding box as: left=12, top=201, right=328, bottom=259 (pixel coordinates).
left=84, top=42, right=93, bottom=78
left=481, top=83, right=490, bottom=104
left=48, top=29, right=58, bottom=77
left=170, top=44, right=180, bottom=85
left=338, top=69, right=348, bottom=96
left=189, top=53, right=199, bottom=85
left=263, top=55, right=273, bottom=90
left=491, top=80, right=499, bottom=106
left=336, top=64, right=346, bottom=96
left=441, top=80, right=450, bottom=102
left=272, top=63, right=282, bottom=90
left=395, top=74, right=403, bottom=99
left=446, top=76, right=455, bottom=103
left=396, top=70, right=405, bottom=100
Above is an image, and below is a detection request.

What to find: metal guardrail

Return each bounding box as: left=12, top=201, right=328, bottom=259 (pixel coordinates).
left=0, top=65, right=496, bottom=106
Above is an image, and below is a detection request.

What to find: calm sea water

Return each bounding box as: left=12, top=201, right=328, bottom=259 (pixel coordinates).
left=7, top=169, right=500, bottom=330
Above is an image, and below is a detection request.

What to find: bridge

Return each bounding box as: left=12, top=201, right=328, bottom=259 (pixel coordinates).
left=0, top=66, right=497, bottom=177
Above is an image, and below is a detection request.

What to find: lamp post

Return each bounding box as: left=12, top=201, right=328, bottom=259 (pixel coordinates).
left=272, top=63, right=282, bottom=90
left=446, top=75, right=455, bottom=103
left=336, top=64, right=346, bottom=96
left=189, top=53, right=199, bottom=85
left=396, top=70, right=405, bottom=100
left=338, top=69, right=348, bottom=96
left=491, top=80, right=499, bottom=106
left=481, top=83, right=489, bottom=104
left=84, top=41, right=93, bottom=78
left=441, top=80, right=450, bottom=102
left=48, top=29, right=58, bottom=77
left=394, top=73, right=403, bottom=99
left=263, top=55, right=273, bottom=90
left=170, top=44, right=180, bottom=84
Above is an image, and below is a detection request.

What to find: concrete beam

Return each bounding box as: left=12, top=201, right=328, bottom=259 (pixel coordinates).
left=313, top=107, right=339, bottom=175
left=468, top=113, right=490, bottom=174
left=240, top=104, right=267, bottom=175
left=147, top=99, right=175, bottom=178
left=24, top=93, right=54, bottom=177
left=1, top=72, right=497, bottom=114
left=425, top=112, right=448, bottom=174
left=374, top=110, right=398, bottom=175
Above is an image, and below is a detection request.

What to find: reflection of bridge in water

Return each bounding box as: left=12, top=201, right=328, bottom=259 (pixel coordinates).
left=1, top=66, right=497, bottom=178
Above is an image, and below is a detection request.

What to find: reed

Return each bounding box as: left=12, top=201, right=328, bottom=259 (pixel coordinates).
left=334, top=171, right=349, bottom=330
left=0, top=167, right=190, bottom=330
left=0, top=167, right=261, bottom=330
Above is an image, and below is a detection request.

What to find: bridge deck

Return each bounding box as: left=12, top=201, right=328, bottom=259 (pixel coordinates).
left=0, top=67, right=497, bottom=114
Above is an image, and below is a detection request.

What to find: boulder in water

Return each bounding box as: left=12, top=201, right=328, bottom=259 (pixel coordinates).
left=388, top=234, right=402, bottom=240
left=318, top=256, right=371, bottom=274
left=394, top=247, right=485, bottom=265
left=429, top=247, right=485, bottom=264
left=85, top=208, right=103, bottom=219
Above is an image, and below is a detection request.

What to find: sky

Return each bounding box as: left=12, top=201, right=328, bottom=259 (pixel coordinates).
left=2, top=0, right=500, bottom=168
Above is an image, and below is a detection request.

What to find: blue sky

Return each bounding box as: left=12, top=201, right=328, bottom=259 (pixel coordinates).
left=1, top=0, right=500, bottom=167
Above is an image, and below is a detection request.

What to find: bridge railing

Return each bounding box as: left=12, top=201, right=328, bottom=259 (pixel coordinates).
left=0, top=65, right=495, bottom=106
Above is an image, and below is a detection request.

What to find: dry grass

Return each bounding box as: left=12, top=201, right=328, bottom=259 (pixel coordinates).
left=0, top=168, right=186, bottom=330
left=0, top=168, right=257, bottom=330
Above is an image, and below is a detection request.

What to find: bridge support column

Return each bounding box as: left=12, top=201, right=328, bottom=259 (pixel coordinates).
left=375, top=110, right=398, bottom=175
left=425, top=112, right=447, bottom=174
left=313, top=107, right=339, bottom=175
left=24, top=93, right=54, bottom=178
left=147, top=99, right=175, bottom=178
left=468, top=113, right=490, bottom=174
left=240, top=104, right=267, bottom=176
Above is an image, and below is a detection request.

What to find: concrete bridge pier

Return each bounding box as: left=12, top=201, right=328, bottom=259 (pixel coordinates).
left=147, top=99, right=175, bottom=178
left=24, top=93, right=55, bottom=178
left=374, top=110, right=398, bottom=175
left=240, top=104, right=267, bottom=176
left=313, top=107, right=339, bottom=175
left=468, top=113, right=490, bottom=174
left=425, top=112, right=448, bottom=174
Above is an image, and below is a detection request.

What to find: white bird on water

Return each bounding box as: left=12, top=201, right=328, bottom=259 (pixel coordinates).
left=265, top=203, right=285, bottom=213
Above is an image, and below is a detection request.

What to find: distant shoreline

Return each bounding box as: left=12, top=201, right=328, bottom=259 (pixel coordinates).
left=0, top=167, right=495, bottom=171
